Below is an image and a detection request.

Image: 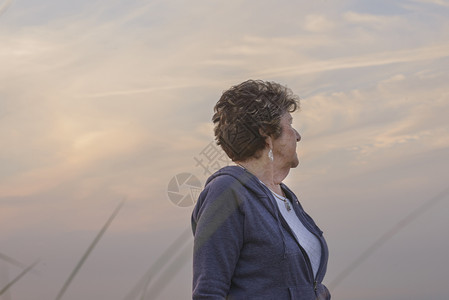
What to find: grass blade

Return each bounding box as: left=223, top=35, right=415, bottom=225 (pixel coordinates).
left=0, top=253, right=28, bottom=270
left=142, top=239, right=192, bottom=300
left=0, top=260, right=39, bottom=295
left=329, top=186, right=449, bottom=290
left=54, top=200, right=125, bottom=300
left=0, top=0, right=14, bottom=16
left=123, top=227, right=192, bottom=300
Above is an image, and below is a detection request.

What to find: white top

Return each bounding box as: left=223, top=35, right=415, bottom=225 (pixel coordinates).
left=271, top=190, right=322, bottom=278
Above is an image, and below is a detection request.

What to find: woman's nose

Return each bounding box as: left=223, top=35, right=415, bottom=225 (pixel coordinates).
left=295, top=129, right=301, bottom=142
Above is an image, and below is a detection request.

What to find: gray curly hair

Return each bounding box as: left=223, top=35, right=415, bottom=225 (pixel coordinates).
left=212, top=79, right=300, bottom=161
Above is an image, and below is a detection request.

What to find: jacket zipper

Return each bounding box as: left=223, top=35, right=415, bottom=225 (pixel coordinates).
left=285, top=196, right=326, bottom=295
left=298, top=210, right=326, bottom=284
left=269, top=185, right=324, bottom=295
left=278, top=214, right=315, bottom=285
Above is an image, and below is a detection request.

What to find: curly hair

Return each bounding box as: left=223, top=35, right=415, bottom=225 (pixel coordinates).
left=213, top=79, right=300, bottom=162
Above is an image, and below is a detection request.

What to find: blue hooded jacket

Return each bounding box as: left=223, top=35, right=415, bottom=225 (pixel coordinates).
left=192, top=166, right=330, bottom=299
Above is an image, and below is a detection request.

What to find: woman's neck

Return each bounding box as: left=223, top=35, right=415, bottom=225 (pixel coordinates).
left=236, top=155, right=290, bottom=195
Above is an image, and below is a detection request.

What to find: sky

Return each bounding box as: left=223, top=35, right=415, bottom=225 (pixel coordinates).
left=1, top=0, right=449, bottom=299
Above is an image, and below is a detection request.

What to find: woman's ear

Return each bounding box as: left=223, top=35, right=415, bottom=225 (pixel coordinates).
left=259, top=128, right=273, bottom=149
left=266, top=136, right=273, bottom=150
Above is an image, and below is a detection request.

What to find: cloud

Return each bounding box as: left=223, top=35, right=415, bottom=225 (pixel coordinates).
left=409, top=0, right=449, bottom=7
left=304, top=14, right=335, bottom=32
left=343, top=11, right=400, bottom=26
left=0, top=0, right=447, bottom=210
left=1, top=1, right=447, bottom=205
left=254, top=43, right=449, bottom=78
left=0, top=118, right=147, bottom=197
left=298, top=67, right=449, bottom=172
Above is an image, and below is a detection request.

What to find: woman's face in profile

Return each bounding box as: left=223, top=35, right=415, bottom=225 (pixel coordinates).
left=272, top=112, right=301, bottom=168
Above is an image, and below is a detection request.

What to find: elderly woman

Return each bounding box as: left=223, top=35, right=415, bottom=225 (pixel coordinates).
left=191, top=80, right=330, bottom=300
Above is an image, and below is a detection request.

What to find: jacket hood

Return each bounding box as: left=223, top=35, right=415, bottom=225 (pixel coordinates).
left=204, top=165, right=269, bottom=198
left=205, top=165, right=298, bottom=204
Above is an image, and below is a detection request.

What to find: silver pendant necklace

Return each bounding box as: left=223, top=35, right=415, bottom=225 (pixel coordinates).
left=272, top=191, right=292, bottom=211
left=257, top=178, right=292, bottom=212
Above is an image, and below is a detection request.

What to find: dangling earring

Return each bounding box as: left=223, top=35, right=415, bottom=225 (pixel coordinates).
left=268, top=149, right=274, bottom=161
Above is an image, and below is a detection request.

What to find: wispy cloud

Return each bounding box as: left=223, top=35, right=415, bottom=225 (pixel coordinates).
left=343, top=11, right=401, bottom=26
left=409, top=0, right=449, bottom=7
left=254, top=43, right=449, bottom=77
